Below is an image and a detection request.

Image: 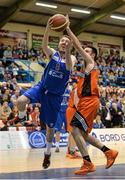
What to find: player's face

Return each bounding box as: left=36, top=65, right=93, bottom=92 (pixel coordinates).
left=58, top=37, right=71, bottom=52
left=84, top=47, right=95, bottom=59
left=84, top=47, right=93, bottom=56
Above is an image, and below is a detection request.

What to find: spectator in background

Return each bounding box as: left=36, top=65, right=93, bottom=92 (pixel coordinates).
left=110, top=102, right=123, bottom=128
left=18, top=47, right=23, bottom=59
left=0, top=61, right=4, bottom=80
left=104, top=102, right=112, bottom=128
left=27, top=106, right=40, bottom=129
left=1, top=101, right=12, bottom=124
left=106, top=49, right=114, bottom=65
left=93, top=113, right=105, bottom=129
left=1, top=89, right=11, bottom=104
left=1, top=81, right=7, bottom=94
left=7, top=80, right=15, bottom=91
left=11, top=78, right=18, bottom=90
left=114, top=50, right=120, bottom=65
left=12, top=46, right=19, bottom=59
left=10, top=63, right=19, bottom=78
left=11, top=89, right=20, bottom=103
left=0, top=44, right=4, bottom=59
left=22, top=46, right=28, bottom=60
left=7, top=106, right=18, bottom=126
left=3, top=45, right=12, bottom=66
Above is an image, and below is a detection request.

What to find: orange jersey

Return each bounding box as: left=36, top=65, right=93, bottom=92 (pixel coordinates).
left=77, top=66, right=99, bottom=98
left=68, top=91, right=75, bottom=108
left=77, top=96, right=99, bottom=133
left=70, top=65, right=100, bottom=133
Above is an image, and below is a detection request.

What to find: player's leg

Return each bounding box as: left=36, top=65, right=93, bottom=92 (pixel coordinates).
left=71, top=126, right=96, bottom=175
left=66, top=105, right=78, bottom=158
left=81, top=130, right=118, bottom=169
left=17, top=83, right=41, bottom=122
left=66, top=132, right=81, bottom=158
left=55, top=131, right=60, bottom=152
left=67, top=132, right=76, bottom=156
left=54, top=111, right=63, bottom=153
left=46, top=125, right=55, bottom=154
left=42, top=92, right=62, bottom=169
left=42, top=125, right=55, bottom=169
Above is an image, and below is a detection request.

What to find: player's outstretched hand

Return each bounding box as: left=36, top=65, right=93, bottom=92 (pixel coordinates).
left=46, top=17, right=53, bottom=29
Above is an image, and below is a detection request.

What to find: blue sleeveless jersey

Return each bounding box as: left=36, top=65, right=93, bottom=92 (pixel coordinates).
left=41, top=51, right=70, bottom=95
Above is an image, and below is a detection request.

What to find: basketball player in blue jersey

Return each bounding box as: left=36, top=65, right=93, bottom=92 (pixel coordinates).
left=17, top=18, right=77, bottom=169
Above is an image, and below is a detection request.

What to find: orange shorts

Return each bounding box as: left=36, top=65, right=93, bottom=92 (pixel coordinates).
left=66, top=106, right=76, bottom=132
left=71, top=96, right=99, bottom=133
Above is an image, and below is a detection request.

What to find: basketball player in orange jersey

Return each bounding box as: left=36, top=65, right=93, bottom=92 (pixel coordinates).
left=66, top=18, right=118, bottom=175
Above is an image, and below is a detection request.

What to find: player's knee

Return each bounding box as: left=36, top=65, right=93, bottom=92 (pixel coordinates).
left=17, top=95, right=29, bottom=108
left=71, top=126, right=79, bottom=137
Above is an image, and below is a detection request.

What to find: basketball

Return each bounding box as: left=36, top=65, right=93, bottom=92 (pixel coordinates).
left=50, top=14, right=68, bottom=32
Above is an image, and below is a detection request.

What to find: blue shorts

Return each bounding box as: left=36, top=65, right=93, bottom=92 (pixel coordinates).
left=55, top=111, right=67, bottom=132
left=23, top=82, right=63, bottom=128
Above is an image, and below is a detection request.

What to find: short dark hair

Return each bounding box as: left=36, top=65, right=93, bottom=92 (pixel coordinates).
left=87, top=46, right=97, bottom=60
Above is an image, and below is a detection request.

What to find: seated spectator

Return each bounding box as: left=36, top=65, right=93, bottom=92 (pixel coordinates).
left=3, top=45, right=12, bottom=59
left=12, top=46, right=19, bottom=59
left=0, top=61, right=4, bottom=81
left=110, top=102, right=123, bottom=128
left=0, top=44, right=4, bottom=59
left=11, top=78, right=18, bottom=90
left=1, top=81, right=7, bottom=93
left=25, top=106, right=40, bottom=129
left=6, top=80, right=15, bottom=91
left=22, top=46, right=28, bottom=60
left=1, top=101, right=12, bottom=124
left=18, top=47, right=23, bottom=59
left=3, top=45, right=12, bottom=66
left=93, top=113, right=105, bottom=129
left=7, top=106, right=18, bottom=126
left=1, top=89, right=11, bottom=104
left=10, top=89, right=20, bottom=103
left=104, top=102, right=112, bottom=128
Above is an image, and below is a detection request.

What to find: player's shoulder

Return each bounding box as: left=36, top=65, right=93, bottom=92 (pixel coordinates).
left=47, top=46, right=56, bottom=54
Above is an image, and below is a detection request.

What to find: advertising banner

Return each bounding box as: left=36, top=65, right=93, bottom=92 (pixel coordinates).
left=32, top=34, right=59, bottom=50
left=98, top=42, right=121, bottom=57
left=28, top=130, right=68, bottom=148
left=0, top=29, right=27, bottom=47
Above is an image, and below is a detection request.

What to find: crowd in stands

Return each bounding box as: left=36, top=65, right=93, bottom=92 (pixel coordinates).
left=1, top=43, right=125, bottom=85
left=96, top=86, right=125, bottom=128
left=0, top=81, right=125, bottom=131
left=97, top=49, right=125, bottom=87
left=74, top=48, right=125, bottom=87
left=0, top=79, right=41, bottom=131
left=0, top=44, right=48, bottom=82
left=0, top=44, right=46, bottom=61
left=0, top=43, right=125, bottom=131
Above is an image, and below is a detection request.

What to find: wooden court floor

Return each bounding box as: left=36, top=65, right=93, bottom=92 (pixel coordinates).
left=0, top=148, right=125, bottom=179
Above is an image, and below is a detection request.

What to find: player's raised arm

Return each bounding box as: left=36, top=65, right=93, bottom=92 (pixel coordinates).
left=65, top=38, right=77, bottom=71
left=42, top=18, right=54, bottom=59
left=66, top=17, right=94, bottom=66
